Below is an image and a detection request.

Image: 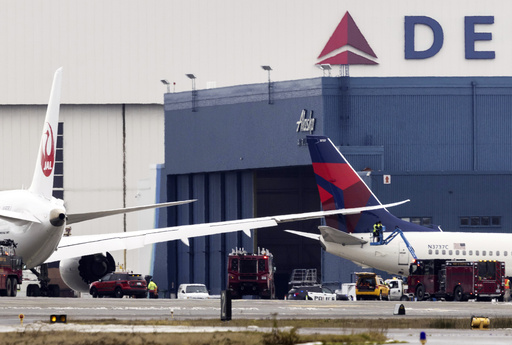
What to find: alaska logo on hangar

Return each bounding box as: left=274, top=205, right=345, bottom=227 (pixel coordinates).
left=317, top=11, right=378, bottom=65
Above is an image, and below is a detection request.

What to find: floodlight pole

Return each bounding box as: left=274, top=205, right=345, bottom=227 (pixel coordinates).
left=186, top=74, right=197, bottom=112
left=261, top=66, right=273, bottom=105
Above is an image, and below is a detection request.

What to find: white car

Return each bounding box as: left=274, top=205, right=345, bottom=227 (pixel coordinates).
left=177, top=284, right=210, bottom=299
left=287, top=285, right=337, bottom=300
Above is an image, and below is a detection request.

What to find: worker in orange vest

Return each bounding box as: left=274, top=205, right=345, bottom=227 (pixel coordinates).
left=504, top=278, right=510, bottom=302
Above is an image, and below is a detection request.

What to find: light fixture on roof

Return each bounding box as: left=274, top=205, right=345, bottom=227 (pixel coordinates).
left=317, top=64, right=332, bottom=77
left=261, top=66, right=273, bottom=105
left=160, top=79, right=170, bottom=93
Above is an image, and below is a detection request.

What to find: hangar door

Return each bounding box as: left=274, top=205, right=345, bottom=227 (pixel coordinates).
left=254, top=166, right=321, bottom=299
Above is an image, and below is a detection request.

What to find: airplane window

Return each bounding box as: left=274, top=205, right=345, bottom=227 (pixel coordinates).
left=496, top=251, right=500, bottom=256
left=435, top=250, right=439, bottom=255
left=442, top=250, right=446, bottom=255
left=505, top=251, right=508, bottom=257
left=476, top=250, right=480, bottom=256
left=482, top=250, right=486, bottom=256
left=428, top=249, right=432, bottom=255
left=469, top=250, right=473, bottom=255
left=489, top=251, right=493, bottom=256
left=455, top=250, right=459, bottom=255
left=462, top=250, right=466, bottom=255
left=449, top=250, right=453, bottom=255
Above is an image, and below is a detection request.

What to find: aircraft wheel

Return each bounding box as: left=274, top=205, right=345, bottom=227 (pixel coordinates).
left=416, top=285, right=425, bottom=301
left=453, top=286, right=463, bottom=302
left=27, top=284, right=41, bottom=297
left=49, top=284, right=60, bottom=297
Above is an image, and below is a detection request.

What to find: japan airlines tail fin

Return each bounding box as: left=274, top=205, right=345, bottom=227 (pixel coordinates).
left=28, top=67, right=63, bottom=199
left=306, top=135, right=432, bottom=233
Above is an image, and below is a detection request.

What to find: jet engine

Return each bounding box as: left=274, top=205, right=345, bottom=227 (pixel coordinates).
left=59, top=253, right=116, bottom=293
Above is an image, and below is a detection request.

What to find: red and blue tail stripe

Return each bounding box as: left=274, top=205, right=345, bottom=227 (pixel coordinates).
left=307, top=135, right=434, bottom=233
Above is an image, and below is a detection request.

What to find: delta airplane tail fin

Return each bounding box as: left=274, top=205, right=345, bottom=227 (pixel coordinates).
left=306, top=135, right=432, bottom=233
left=29, top=68, right=63, bottom=199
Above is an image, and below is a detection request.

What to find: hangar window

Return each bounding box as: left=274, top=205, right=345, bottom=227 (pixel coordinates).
left=460, top=216, right=501, bottom=227
left=401, top=217, right=432, bottom=227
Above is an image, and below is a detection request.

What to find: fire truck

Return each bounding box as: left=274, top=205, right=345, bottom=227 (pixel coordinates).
left=407, top=259, right=505, bottom=301
left=227, top=247, right=275, bottom=299
left=0, top=240, right=23, bottom=297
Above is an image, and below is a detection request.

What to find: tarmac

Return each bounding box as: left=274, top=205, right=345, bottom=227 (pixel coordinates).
left=1, top=297, right=511, bottom=344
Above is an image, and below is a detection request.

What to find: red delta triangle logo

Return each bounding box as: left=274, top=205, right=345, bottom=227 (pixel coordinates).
left=40, top=122, right=55, bottom=177
left=317, top=12, right=378, bottom=66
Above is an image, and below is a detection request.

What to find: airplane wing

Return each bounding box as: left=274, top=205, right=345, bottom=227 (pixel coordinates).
left=45, top=199, right=409, bottom=263
left=66, top=199, right=197, bottom=225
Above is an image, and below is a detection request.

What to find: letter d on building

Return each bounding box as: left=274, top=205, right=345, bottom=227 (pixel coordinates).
left=405, top=16, right=444, bottom=59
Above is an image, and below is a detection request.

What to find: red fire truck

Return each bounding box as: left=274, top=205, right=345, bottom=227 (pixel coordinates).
left=407, top=259, right=505, bottom=301
left=0, top=240, right=23, bottom=297
left=227, top=248, right=275, bottom=299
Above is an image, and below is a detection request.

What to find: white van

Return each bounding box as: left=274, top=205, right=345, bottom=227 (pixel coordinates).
left=177, top=284, right=210, bottom=299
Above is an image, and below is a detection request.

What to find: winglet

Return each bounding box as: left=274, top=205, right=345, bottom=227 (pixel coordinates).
left=29, top=68, right=63, bottom=199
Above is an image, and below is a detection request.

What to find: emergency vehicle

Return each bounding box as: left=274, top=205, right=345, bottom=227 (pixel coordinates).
left=227, top=247, right=275, bottom=299
left=0, top=240, right=23, bottom=297
left=407, top=259, right=505, bottom=301
left=355, top=272, right=390, bottom=300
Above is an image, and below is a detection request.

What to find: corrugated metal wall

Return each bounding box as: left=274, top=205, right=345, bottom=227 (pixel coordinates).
left=153, top=171, right=253, bottom=296
left=161, top=75, right=512, bottom=291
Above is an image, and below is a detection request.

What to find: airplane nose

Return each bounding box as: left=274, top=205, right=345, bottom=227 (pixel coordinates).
left=50, top=209, right=66, bottom=227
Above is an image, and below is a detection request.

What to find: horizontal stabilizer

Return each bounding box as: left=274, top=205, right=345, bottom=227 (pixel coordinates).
left=284, top=230, right=320, bottom=241
left=66, top=199, right=196, bottom=225
left=319, top=226, right=368, bottom=246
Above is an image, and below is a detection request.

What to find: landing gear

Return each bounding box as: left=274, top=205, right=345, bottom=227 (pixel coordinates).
left=29, top=264, right=61, bottom=297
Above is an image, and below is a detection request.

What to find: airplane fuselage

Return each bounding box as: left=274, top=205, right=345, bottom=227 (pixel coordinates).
left=322, top=231, right=512, bottom=277
left=0, top=190, right=66, bottom=268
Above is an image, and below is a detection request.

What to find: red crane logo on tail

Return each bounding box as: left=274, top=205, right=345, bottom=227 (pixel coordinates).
left=41, top=122, right=55, bottom=177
